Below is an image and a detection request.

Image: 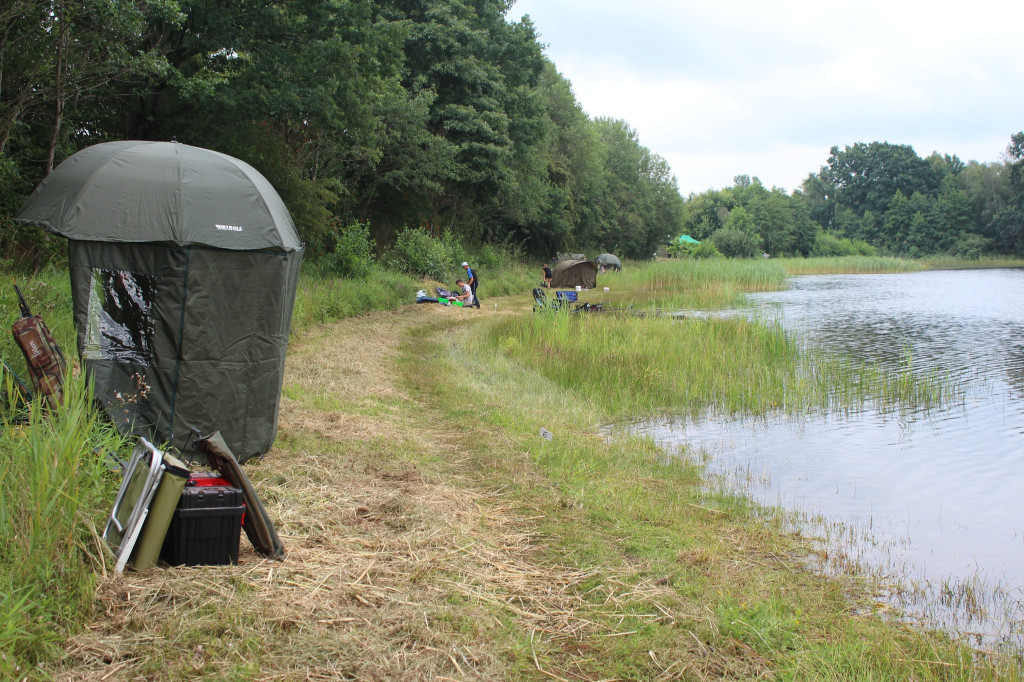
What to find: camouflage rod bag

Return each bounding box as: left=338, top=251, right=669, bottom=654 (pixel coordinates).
left=12, top=284, right=66, bottom=410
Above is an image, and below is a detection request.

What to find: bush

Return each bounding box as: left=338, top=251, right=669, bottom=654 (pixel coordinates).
left=386, top=228, right=457, bottom=281
left=465, top=240, right=522, bottom=273
left=689, top=241, right=723, bottom=259
left=325, top=221, right=374, bottom=278
left=667, top=241, right=694, bottom=258
left=710, top=229, right=759, bottom=258
left=947, top=233, right=994, bottom=259
left=810, top=231, right=878, bottom=257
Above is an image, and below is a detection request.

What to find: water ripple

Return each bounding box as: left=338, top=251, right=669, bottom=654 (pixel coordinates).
left=635, top=268, right=1024, bottom=647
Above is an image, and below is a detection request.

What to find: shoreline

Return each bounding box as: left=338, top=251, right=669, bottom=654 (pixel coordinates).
left=45, top=293, right=1016, bottom=678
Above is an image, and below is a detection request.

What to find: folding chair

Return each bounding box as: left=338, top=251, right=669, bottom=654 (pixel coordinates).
left=103, top=438, right=189, bottom=572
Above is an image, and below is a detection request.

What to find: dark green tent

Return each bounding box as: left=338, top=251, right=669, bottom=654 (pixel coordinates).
left=552, top=259, right=597, bottom=289
left=15, top=141, right=303, bottom=463
left=595, top=253, right=622, bottom=270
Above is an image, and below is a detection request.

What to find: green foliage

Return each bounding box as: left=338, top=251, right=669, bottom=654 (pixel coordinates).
left=463, top=240, right=523, bottom=274
left=670, top=239, right=722, bottom=259
left=798, top=134, right=1024, bottom=258
left=723, top=205, right=756, bottom=236
left=681, top=179, right=816, bottom=258
left=666, top=240, right=693, bottom=258
left=689, top=241, right=724, bottom=259
left=818, top=142, right=940, bottom=223
left=385, top=228, right=459, bottom=281
left=324, top=221, right=375, bottom=278
left=810, top=231, right=877, bottom=257
left=711, top=228, right=760, bottom=258
left=290, top=264, right=420, bottom=334
left=3, top=0, right=1022, bottom=270
left=589, top=117, right=685, bottom=259
left=993, top=131, right=1024, bottom=256
left=947, top=233, right=995, bottom=259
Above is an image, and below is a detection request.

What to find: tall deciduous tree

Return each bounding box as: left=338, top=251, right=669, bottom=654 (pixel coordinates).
left=819, top=142, right=940, bottom=222
left=991, top=132, right=1024, bottom=255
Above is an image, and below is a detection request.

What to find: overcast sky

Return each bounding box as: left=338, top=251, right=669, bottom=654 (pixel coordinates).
left=505, top=0, right=1024, bottom=196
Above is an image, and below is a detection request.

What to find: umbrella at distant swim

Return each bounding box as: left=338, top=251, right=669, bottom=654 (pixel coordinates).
left=595, top=253, right=622, bottom=270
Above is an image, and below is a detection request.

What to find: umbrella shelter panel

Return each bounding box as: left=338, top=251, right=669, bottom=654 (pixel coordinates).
left=70, top=241, right=301, bottom=462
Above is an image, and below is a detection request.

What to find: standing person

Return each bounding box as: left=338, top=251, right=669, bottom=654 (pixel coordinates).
left=542, top=263, right=553, bottom=288
left=462, top=261, right=480, bottom=308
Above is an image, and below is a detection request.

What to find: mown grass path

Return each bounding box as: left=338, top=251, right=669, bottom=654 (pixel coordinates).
left=46, top=299, right=1006, bottom=680
left=49, top=305, right=609, bottom=679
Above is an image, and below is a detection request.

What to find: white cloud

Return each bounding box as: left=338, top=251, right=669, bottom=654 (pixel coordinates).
left=508, top=0, right=1024, bottom=194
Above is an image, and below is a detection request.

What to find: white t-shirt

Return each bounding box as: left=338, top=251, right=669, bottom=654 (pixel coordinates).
left=461, top=283, right=475, bottom=305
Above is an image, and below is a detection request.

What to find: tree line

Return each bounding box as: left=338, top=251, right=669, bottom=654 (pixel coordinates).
left=2, top=1, right=1021, bottom=267
left=0, top=0, right=683, bottom=264
left=680, top=138, right=1024, bottom=259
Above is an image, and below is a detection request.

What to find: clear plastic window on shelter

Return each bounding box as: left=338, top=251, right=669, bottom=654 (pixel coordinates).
left=83, top=269, right=157, bottom=363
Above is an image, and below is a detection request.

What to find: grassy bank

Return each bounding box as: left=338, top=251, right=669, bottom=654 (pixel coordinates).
left=412, top=307, right=1007, bottom=678
left=0, top=257, right=535, bottom=677
left=0, top=377, right=125, bottom=679
left=0, top=271, right=127, bottom=677
left=1, top=255, right=1018, bottom=678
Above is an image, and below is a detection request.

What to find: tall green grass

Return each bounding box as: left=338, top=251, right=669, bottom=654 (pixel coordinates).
left=778, top=256, right=923, bottom=275
left=290, top=264, right=421, bottom=335
left=489, top=312, right=958, bottom=419
left=0, top=374, right=125, bottom=678
left=921, top=255, right=1024, bottom=270
left=597, top=259, right=787, bottom=309
left=612, top=258, right=788, bottom=293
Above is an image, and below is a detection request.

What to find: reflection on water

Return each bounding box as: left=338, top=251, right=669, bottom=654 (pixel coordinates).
left=635, top=269, right=1024, bottom=648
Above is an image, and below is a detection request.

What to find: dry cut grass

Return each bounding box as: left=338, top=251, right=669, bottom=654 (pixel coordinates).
left=49, top=305, right=701, bottom=680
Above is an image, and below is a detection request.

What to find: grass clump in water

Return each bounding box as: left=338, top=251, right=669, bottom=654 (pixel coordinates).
left=491, top=312, right=961, bottom=420
left=602, top=258, right=787, bottom=309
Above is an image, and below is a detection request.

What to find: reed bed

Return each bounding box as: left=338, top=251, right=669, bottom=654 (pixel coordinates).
left=778, top=256, right=923, bottom=276
left=610, top=258, right=787, bottom=293
left=490, top=312, right=960, bottom=421
left=921, top=255, right=1024, bottom=270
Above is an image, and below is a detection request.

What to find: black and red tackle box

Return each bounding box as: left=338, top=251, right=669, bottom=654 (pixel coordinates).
left=160, top=485, right=245, bottom=566
left=187, top=471, right=233, bottom=488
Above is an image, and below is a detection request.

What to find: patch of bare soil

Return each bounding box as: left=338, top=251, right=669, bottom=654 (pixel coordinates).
left=52, top=306, right=619, bottom=680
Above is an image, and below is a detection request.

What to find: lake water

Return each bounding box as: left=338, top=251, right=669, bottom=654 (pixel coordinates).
left=633, top=268, right=1024, bottom=647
